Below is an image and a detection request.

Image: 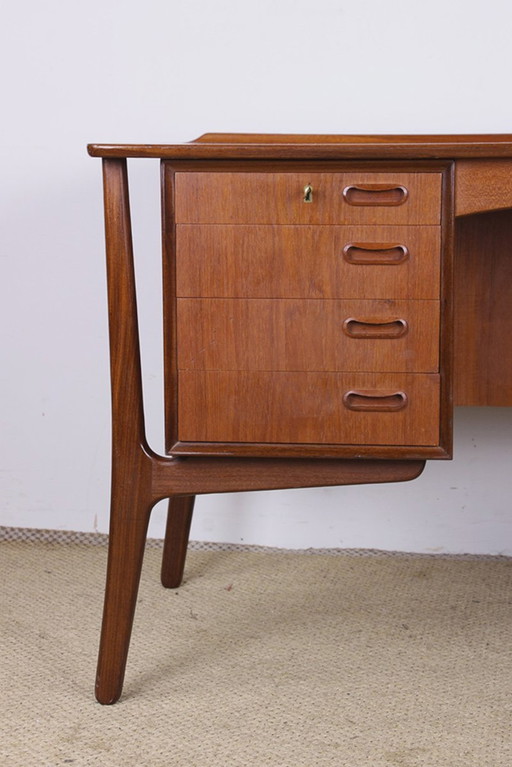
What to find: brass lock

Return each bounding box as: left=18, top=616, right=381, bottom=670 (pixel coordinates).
left=303, top=183, right=313, bottom=203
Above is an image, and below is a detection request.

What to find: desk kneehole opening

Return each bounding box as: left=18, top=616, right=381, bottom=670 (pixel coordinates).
left=343, top=390, right=409, bottom=412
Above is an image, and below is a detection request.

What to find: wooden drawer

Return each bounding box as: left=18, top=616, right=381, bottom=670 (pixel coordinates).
left=176, top=224, right=441, bottom=300
left=177, top=298, right=440, bottom=373
left=174, top=171, right=442, bottom=225
left=177, top=371, right=440, bottom=446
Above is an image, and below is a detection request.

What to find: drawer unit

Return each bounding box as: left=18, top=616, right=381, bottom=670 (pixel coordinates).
left=164, top=161, right=452, bottom=459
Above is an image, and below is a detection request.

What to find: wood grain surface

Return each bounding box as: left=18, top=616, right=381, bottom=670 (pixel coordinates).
left=177, top=298, right=440, bottom=373
left=176, top=224, right=441, bottom=300
left=456, top=159, right=512, bottom=216
left=177, top=371, right=440, bottom=446
left=88, top=133, right=512, bottom=160
left=174, top=171, right=442, bottom=225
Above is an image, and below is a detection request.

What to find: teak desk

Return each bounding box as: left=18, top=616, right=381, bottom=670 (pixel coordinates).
left=88, top=134, right=512, bottom=703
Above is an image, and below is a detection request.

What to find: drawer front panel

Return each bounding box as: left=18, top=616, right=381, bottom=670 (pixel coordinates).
left=177, top=298, right=440, bottom=373
left=174, top=172, right=442, bottom=225
left=177, top=371, right=440, bottom=446
left=176, top=225, right=441, bottom=299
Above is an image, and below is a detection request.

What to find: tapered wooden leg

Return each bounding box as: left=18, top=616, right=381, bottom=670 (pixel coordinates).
left=95, top=487, right=153, bottom=705
left=95, top=157, right=156, bottom=704
left=161, top=495, right=195, bottom=588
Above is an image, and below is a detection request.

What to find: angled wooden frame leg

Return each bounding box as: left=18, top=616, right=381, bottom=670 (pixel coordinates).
left=95, top=476, right=153, bottom=704
left=95, top=157, right=155, bottom=704
left=161, top=495, right=195, bottom=588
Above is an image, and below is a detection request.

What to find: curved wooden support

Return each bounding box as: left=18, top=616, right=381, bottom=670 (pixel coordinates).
left=150, top=453, right=426, bottom=500
left=98, top=442, right=425, bottom=704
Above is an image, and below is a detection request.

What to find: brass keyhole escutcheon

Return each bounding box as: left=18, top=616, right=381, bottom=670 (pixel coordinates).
left=303, top=183, right=313, bottom=203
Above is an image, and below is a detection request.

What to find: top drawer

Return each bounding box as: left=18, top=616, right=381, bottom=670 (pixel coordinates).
left=174, top=171, right=442, bottom=225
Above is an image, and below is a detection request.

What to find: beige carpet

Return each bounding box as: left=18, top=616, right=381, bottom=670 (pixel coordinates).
left=1, top=530, right=512, bottom=766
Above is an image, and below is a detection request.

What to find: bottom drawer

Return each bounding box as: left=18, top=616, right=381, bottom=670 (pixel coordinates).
left=177, top=371, right=440, bottom=447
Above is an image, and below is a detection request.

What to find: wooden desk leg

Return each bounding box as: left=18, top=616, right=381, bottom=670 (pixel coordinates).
left=95, top=464, right=153, bottom=704
left=161, top=495, right=195, bottom=588
left=95, top=157, right=155, bottom=704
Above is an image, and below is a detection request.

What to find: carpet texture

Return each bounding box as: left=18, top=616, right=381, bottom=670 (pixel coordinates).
left=1, top=532, right=512, bottom=766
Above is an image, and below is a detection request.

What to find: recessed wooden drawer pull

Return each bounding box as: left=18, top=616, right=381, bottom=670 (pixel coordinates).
left=343, top=184, right=409, bottom=207
left=343, top=390, right=408, bottom=412
left=342, top=318, right=408, bottom=339
left=343, top=242, right=409, bottom=266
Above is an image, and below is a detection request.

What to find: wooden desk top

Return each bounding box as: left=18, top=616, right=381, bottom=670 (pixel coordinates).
left=88, top=134, right=512, bottom=217
left=88, top=133, right=512, bottom=160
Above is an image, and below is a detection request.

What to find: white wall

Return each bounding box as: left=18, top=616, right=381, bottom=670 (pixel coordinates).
left=2, top=0, right=512, bottom=554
